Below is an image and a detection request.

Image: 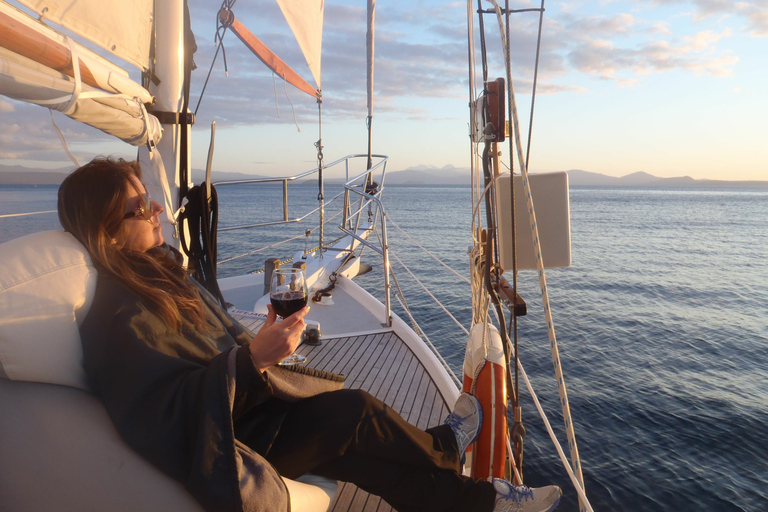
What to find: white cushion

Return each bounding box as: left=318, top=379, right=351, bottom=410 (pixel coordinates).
left=0, top=231, right=337, bottom=511
left=0, top=378, right=204, bottom=512
left=0, top=230, right=96, bottom=390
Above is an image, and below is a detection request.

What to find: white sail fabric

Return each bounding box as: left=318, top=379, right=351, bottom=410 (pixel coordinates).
left=0, top=2, right=152, bottom=103
left=276, top=0, right=324, bottom=88
left=0, top=49, right=161, bottom=147
left=15, top=0, right=153, bottom=70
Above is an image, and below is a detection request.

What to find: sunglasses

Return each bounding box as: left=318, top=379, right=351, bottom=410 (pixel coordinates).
left=123, top=192, right=152, bottom=221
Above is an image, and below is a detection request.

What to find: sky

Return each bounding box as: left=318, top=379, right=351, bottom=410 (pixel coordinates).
left=1, top=0, right=766, bottom=181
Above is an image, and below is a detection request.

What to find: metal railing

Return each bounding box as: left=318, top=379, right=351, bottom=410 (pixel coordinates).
left=213, top=154, right=388, bottom=232
left=213, top=154, right=394, bottom=325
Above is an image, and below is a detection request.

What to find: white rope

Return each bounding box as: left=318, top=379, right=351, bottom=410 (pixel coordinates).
left=49, top=109, right=80, bottom=167
left=282, top=73, right=301, bottom=132
left=505, top=437, right=523, bottom=485
left=389, top=251, right=469, bottom=337
left=272, top=73, right=281, bottom=117
left=38, top=37, right=159, bottom=169
left=486, top=2, right=587, bottom=509
left=515, top=356, right=594, bottom=512
left=62, top=37, right=82, bottom=115
left=387, top=214, right=470, bottom=285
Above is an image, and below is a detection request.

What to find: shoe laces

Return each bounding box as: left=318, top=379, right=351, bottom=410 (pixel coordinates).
left=444, top=411, right=470, bottom=440
left=495, top=479, right=534, bottom=503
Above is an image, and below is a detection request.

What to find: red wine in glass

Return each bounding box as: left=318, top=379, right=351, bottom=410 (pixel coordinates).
left=270, top=268, right=308, bottom=318
left=270, top=290, right=307, bottom=318
left=269, top=268, right=309, bottom=365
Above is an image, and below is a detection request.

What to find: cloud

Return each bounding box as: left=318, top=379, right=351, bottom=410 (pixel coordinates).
left=0, top=103, right=121, bottom=163
left=190, top=0, right=474, bottom=127
left=557, top=9, right=738, bottom=81
left=569, top=13, right=640, bottom=38
left=637, top=0, right=768, bottom=36
left=567, top=35, right=738, bottom=80
left=735, top=2, right=768, bottom=36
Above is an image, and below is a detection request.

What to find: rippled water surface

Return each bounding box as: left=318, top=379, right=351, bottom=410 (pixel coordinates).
left=3, top=183, right=767, bottom=511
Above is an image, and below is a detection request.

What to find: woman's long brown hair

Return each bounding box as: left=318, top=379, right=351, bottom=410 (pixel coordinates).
left=58, top=157, right=207, bottom=332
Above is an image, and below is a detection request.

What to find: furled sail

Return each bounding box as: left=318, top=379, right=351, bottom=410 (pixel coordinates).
left=0, top=3, right=151, bottom=102
left=14, top=0, right=153, bottom=70
left=0, top=48, right=161, bottom=147
left=0, top=3, right=160, bottom=147
left=276, top=0, right=324, bottom=89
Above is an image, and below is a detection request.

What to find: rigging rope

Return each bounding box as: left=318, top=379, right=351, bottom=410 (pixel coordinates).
left=515, top=354, right=595, bottom=512
left=389, top=251, right=469, bottom=338
left=178, top=183, right=226, bottom=307
left=365, top=218, right=462, bottom=386
left=485, top=1, right=587, bottom=507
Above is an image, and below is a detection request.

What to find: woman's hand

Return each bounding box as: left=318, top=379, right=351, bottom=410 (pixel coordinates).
left=249, top=304, right=309, bottom=372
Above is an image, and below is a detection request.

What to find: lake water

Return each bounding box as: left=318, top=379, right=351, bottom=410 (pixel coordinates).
left=2, top=182, right=767, bottom=512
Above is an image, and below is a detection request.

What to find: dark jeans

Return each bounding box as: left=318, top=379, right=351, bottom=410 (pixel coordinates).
left=263, top=389, right=496, bottom=512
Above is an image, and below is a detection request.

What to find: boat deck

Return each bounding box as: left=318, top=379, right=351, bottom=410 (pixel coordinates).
left=232, top=313, right=452, bottom=512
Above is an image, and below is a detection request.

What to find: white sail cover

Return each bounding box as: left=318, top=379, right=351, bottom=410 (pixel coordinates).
left=276, top=0, right=324, bottom=88
left=16, top=0, right=153, bottom=70
left=0, top=49, right=161, bottom=147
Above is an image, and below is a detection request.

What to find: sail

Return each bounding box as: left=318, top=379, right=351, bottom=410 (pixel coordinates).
left=0, top=3, right=151, bottom=102
left=15, top=0, right=152, bottom=70
left=0, top=49, right=161, bottom=147
left=275, top=0, right=324, bottom=88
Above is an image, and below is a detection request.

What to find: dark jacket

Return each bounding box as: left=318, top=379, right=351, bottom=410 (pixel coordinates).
left=79, top=265, right=343, bottom=512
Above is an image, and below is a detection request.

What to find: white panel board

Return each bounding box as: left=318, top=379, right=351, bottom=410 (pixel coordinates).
left=495, top=172, right=571, bottom=271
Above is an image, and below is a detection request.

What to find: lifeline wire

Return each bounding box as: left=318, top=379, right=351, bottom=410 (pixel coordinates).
left=386, top=215, right=471, bottom=285
left=389, top=251, right=470, bottom=338
left=0, top=210, right=56, bottom=219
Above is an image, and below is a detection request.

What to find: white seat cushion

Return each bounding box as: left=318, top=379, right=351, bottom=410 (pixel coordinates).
left=0, top=230, right=96, bottom=390
left=0, top=378, right=204, bottom=512
left=0, top=230, right=337, bottom=511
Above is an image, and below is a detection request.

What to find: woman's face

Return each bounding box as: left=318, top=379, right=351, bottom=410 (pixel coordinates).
left=119, top=175, right=165, bottom=252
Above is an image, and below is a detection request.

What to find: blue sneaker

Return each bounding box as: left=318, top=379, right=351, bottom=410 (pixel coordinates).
left=444, top=393, right=482, bottom=457
left=492, top=478, right=562, bottom=512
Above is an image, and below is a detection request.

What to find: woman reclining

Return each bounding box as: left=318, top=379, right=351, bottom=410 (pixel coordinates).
left=57, top=156, right=561, bottom=512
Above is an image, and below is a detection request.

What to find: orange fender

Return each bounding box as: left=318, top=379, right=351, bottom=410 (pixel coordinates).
left=462, top=323, right=508, bottom=480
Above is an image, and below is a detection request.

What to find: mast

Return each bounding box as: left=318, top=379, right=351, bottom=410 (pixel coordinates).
left=139, top=0, right=189, bottom=248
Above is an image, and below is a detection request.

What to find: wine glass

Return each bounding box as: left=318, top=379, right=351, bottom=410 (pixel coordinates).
left=269, top=267, right=308, bottom=366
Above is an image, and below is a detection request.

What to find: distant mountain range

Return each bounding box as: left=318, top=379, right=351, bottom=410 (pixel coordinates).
left=564, top=169, right=768, bottom=188
left=382, top=166, right=768, bottom=187
left=0, top=163, right=765, bottom=188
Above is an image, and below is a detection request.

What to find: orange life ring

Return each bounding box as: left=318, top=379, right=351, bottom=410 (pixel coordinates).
left=462, top=323, right=508, bottom=480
